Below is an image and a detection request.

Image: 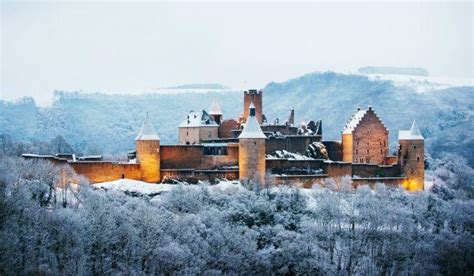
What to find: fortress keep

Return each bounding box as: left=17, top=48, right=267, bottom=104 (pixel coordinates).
left=23, top=90, right=425, bottom=191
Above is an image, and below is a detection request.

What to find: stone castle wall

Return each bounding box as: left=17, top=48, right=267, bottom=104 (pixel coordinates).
left=160, top=144, right=238, bottom=170
left=266, top=159, right=326, bottom=174
left=178, top=127, right=200, bottom=145
left=218, top=119, right=239, bottom=138
left=161, top=169, right=239, bottom=183
left=352, top=163, right=400, bottom=178
left=352, top=177, right=406, bottom=188
left=160, top=145, right=204, bottom=169
left=265, top=136, right=322, bottom=155
left=322, top=141, right=343, bottom=161
left=71, top=162, right=142, bottom=183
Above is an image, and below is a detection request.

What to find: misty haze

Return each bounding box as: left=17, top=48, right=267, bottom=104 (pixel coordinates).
left=1, top=1, right=473, bottom=275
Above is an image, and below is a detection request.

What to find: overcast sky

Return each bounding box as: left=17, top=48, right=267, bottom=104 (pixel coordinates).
left=1, top=1, right=473, bottom=105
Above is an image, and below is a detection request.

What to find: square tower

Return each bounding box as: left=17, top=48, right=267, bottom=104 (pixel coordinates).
left=342, top=106, right=389, bottom=164
left=243, top=89, right=263, bottom=124
left=398, top=121, right=424, bottom=191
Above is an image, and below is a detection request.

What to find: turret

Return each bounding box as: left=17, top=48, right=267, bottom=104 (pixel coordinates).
left=243, top=89, right=263, bottom=124
left=287, top=108, right=295, bottom=126
left=209, top=98, right=223, bottom=125
left=238, top=102, right=266, bottom=187
left=136, top=114, right=161, bottom=183
left=398, top=120, right=424, bottom=191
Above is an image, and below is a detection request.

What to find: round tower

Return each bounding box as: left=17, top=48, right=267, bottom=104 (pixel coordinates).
left=136, top=114, right=161, bottom=183
left=238, top=102, right=266, bottom=187
left=398, top=120, right=424, bottom=191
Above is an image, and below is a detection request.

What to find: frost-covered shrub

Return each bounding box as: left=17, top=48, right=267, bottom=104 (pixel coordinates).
left=0, top=155, right=473, bottom=274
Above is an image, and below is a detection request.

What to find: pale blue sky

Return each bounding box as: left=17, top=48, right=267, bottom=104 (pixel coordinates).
left=1, top=1, right=473, bottom=105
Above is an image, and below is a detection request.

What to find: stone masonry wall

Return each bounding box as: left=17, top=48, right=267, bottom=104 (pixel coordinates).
left=71, top=162, right=142, bottom=184
left=351, top=109, right=388, bottom=164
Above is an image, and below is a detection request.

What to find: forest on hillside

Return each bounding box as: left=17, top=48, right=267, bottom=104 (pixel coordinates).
left=1, top=72, right=473, bottom=166
left=0, top=153, right=473, bottom=274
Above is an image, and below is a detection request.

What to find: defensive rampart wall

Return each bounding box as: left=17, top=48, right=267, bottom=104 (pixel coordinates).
left=70, top=162, right=142, bottom=183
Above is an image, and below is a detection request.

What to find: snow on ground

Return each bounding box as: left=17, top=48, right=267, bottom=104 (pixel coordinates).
left=208, top=180, right=245, bottom=194
left=94, top=179, right=245, bottom=196
left=94, top=179, right=175, bottom=195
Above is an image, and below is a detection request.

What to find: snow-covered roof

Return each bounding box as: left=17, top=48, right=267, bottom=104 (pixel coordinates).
left=239, top=103, right=266, bottom=139
left=342, top=108, right=367, bottom=134
left=209, top=98, right=223, bottom=115
left=398, top=120, right=424, bottom=140
left=179, top=110, right=218, bottom=128
left=136, top=114, right=160, bottom=140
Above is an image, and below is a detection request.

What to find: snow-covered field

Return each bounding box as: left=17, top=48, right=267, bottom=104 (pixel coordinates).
left=94, top=178, right=245, bottom=196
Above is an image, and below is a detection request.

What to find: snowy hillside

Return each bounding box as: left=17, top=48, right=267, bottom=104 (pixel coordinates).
left=1, top=71, right=473, bottom=166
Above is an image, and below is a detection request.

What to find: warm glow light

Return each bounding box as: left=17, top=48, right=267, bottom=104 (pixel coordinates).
left=402, top=178, right=422, bottom=192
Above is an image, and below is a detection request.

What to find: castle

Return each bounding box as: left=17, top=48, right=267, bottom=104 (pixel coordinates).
left=23, top=89, right=425, bottom=191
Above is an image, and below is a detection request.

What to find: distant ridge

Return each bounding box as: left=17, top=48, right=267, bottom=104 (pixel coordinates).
left=359, top=66, right=429, bottom=76
left=164, top=83, right=229, bottom=90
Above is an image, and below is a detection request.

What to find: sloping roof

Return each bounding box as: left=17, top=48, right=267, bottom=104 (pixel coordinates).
left=136, top=114, right=160, bottom=140
left=179, top=110, right=218, bottom=128
left=398, top=120, right=424, bottom=140
left=342, top=109, right=367, bottom=134
left=209, top=98, right=223, bottom=115
left=239, top=103, right=266, bottom=139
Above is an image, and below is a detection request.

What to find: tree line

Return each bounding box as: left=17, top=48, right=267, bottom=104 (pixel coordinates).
left=0, top=153, right=472, bottom=274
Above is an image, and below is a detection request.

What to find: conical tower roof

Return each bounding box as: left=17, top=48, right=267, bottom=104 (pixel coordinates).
left=398, top=120, right=424, bottom=140
left=136, top=113, right=160, bottom=140
left=209, top=98, right=223, bottom=115
left=239, top=102, right=266, bottom=139
left=410, top=120, right=422, bottom=136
